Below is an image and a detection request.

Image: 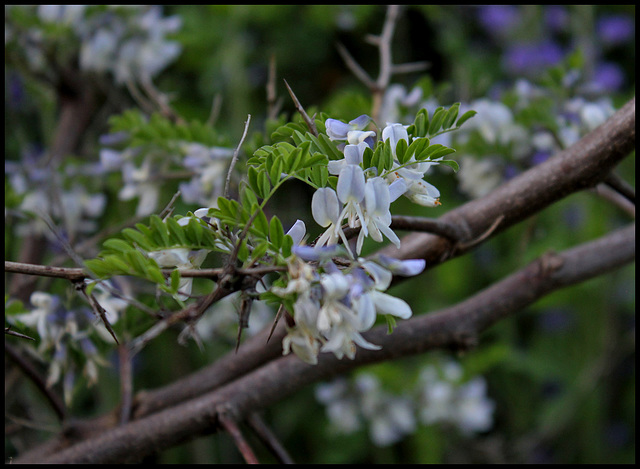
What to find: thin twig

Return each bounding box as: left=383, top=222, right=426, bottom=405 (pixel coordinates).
left=5, top=326, right=36, bottom=341
left=391, top=61, right=430, bottom=75
left=266, top=54, right=281, bottom=121
left=207, top=93, right=223, bottom=128
left=603, top=172, right=635, bottom=204
left=218, top=409, right=259, bottom=464
left=335, top=5, right=404, bottom=122
left=139, top=76, right=185, bottom=125
left=455, top=215, right=505, bottom=251
left=5, top=342, right=66, bottom=421
left=5, top=261, right=86, bottom=281
left=76, top=282, right=119, bottom=345
left=335, top=42, right=375, bottom=89
left=283, top=79, right=318, bottom=137
left=159, top=190, right=182, bottom=220
left=246, top=413, right=294, bottom=464
left=224, top=115, right=252, bottom=199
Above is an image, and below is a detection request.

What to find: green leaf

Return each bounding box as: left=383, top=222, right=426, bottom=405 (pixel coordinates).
left=310, top=164, right=328, bottom=188
left=170, top=269, right=181, bottom=293
left=103, top=238, right=134, bottom=254
left=126, top=250, right=151, bottom=277
left=84, top=259, right=114, bottom=278
left=428, top=146, right=456, bottom=160
left=253, top=207, right=269, bottom=239
left=317, top=133, right=343, bottom=160
left=428, top=107, right=445, bottom=135
left=236, top=238, right=249, bottom=263
left=188, top=218, right=204, bottom=245
left=103, top=255, right=134, bottom=275
left=419, top=144, right=455, bottom=161
left=413, top=109, right=429, bottom=137
left=372, top=142, right=383, bottom=173
left=395, top=138, right=408, bottom=164
left=362, top=146, right=374, bottom=169
left=150, top=215, right=170, bottom=246
left=146, top=264, right=167, bottom=285
left=240, top=184, right=259, bottom=209
left=281, top=233, right=294, bottom=258
left=247, top=166, right=261, bottom=198
left=455, top=110, right=477, bottom=128
left=442, top=103, right=460, bottom=129
left=406, top=137, right=430, bottom=161
left=301, top=152, right=328, bottom=169
left=135, top=223, right=155, bottom=241
left=269, top=157, right=284, bottom=185
left=249, top=240, right=269, bottom=265
left=121, top=228, right=156, bottom=251
left=258, top=170, right=271, bottom=199
left=269, top=216, right=285, bottom=248
left=438, top=159, right=460, bottom=172
left=381, top=140, right=394, bottom=172
left=166, top=217, right=188, bottom=246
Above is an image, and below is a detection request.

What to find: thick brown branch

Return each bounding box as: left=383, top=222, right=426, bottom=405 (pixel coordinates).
left=27, top=223, right=634, bottom=464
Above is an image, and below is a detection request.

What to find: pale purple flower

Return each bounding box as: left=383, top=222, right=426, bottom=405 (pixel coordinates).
left=312, top=187, right=347, bottom=248
left=504, top=41, right=564, bottom=76
left=336, top=163, right=367, bottom=235
left=381, top=123, right=409, bottom=158
left=596, top=15, right=635, bottom=46
left=326, top=115, right=375, bottom=147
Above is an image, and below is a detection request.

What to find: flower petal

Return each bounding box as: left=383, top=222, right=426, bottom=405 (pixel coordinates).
left=337, top=165, right=365, bottom=203
left=371, top=290, right=413, bottom=319
left=312, top=187, right=340, bottom=227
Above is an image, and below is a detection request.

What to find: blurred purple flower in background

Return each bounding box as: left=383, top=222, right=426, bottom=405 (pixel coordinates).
left=596, top=14, right=635, bottom=46
left=592, top=62, right=625, bottom=92
left=476, top=5, right=520, bottom=36
left=543, top=5, right=570, bottom=33
left=504, top=41, right=565, bottom=76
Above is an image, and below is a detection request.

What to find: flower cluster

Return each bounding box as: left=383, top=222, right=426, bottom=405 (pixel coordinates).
left=5, top=147, right=107, bottom=244
left=315, top=358, right=495, bottom=447
left=100, top=128, right=234, bottom=217
left=380, top=73, right=617, bottom=200
left=313, top=116, right=442, bottom=255
left=273, top=242, right=425, bottom=364
left=5, top=6, right=182, bottom=84
left=8, top=287, right=127, bottom=404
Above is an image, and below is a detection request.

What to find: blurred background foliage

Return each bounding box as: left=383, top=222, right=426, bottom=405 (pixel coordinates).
left=5, top=5, right=635, bottom=464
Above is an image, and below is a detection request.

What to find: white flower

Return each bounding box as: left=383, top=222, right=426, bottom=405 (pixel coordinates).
left=381, top=123, right=409, bottom=158
left=326, top=115, right=373, bottom=142
left=119, top=159, right=161, bottom=217
left=454, top=378, right=495, bottom=434
left=13, top=292, right=61, bottom=345
left=379, top=84, right=423, bottom=123
left=179, top=143, right=233, bottom=207
left=387, top=159, right=442, bottom=207
left=457, top=156, right=503, bottom=199
left=328, top=142, right=368, bottom=175
left=285, top=219, right=306, bottom=246
left=317, top=272, right=352, bottom=331
left=357, top=177, right=405, bottom=254
left=282, top=323, right=319, bottom=365
left=312, top=187, right=348, bottom=248
left=149, top=247, right=208, bottom=300
left=336, top=163, right=366, bottom=232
